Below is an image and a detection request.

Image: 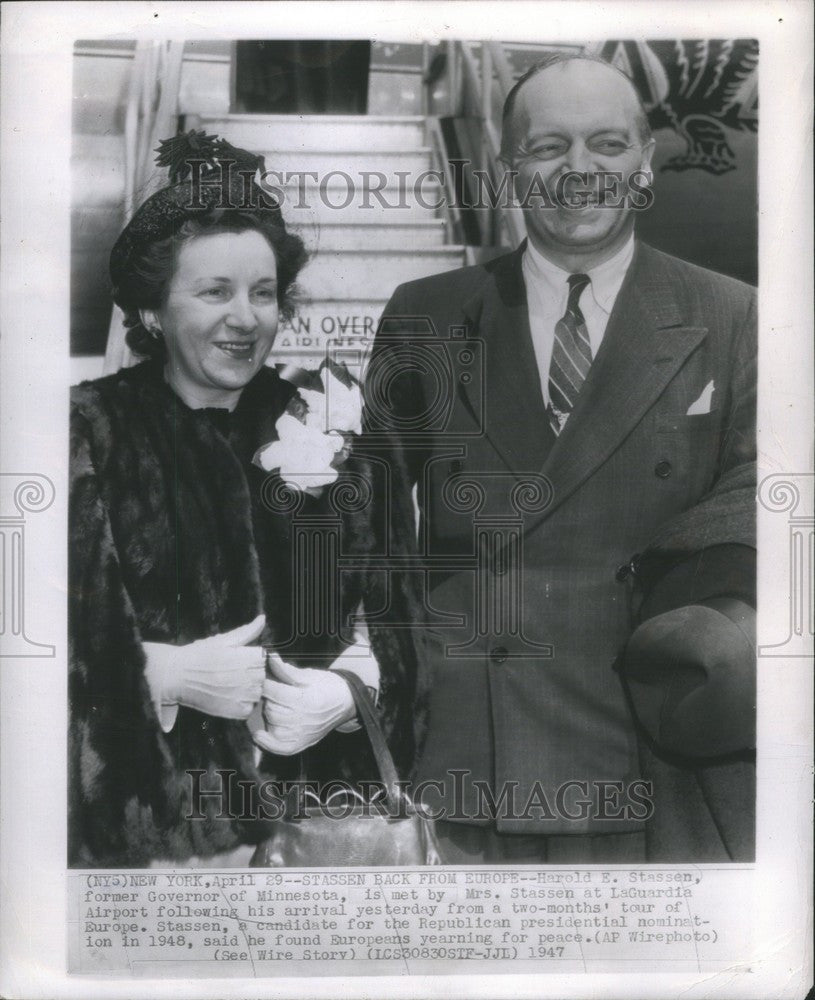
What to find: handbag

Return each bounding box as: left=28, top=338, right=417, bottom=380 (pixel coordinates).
left=250, top=669, right=442, bottom=867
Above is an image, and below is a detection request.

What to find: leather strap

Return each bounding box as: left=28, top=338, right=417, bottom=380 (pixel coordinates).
left=332, top=668, right=405, bottom=812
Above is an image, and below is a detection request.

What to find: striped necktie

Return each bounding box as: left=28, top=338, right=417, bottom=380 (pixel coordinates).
left=547, top=273, right=592, bottom=434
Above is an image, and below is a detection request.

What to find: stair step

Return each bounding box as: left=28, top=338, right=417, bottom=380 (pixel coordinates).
left=297, top=248, right=466, bottom=300
left=281, top=187, right=441, bottom=224
left=259, top=148, right=433, bottom=179
left=293, top=221, right=447, bottom=251
left=189, top=114, right=427, bottom=152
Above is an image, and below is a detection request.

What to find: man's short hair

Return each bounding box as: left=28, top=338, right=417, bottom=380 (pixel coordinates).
left=500, top=51, right=653, bottom=161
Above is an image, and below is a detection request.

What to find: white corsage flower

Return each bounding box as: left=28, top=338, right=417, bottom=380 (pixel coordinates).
left=253, top=358, right=362, bottom=496
left=255, top=414, right=344, bottom=490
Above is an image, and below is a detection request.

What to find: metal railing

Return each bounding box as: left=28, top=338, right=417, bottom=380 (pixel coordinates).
left=424, top=116, right=469, bottom=250
left=422, top=40, right=526, bottom=252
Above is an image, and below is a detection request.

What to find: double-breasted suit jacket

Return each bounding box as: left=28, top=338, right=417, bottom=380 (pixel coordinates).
left=362, top=240, right=756, bottom=857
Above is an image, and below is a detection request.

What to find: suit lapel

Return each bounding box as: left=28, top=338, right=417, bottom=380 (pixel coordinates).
left=460, top=245, right=553, bottom=473
left=534, top=242, right=708, bottom=524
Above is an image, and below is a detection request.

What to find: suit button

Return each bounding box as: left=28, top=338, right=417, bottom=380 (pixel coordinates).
left=201, top=720, right=209, bottom=731
left=448, top=459, right=463, bottom=474
left=654, top=460, right=672, bottom=479
left=490, top=646, right=509, bottom=664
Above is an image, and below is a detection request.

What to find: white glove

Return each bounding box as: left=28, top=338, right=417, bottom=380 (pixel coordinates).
left=143, top=615, right=266, bottom=732
left=252, top=652, right=357, bottom=756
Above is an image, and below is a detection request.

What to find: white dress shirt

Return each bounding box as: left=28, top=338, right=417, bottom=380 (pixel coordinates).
left=522, top=236, right=636, bottom=407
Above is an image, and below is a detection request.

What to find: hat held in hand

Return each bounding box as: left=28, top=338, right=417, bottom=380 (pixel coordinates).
left=621, top=545, right=756, bottom=759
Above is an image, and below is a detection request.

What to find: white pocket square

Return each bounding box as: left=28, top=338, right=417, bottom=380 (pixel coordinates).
left=686, top=380, right=715, bottom=415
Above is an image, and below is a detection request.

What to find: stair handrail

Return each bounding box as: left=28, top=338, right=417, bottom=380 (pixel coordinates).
left=424, top=116, right=469, bottom=253
left=426, top=40, right=526, bottom=251
left=486, top=40, right=516, bottom=100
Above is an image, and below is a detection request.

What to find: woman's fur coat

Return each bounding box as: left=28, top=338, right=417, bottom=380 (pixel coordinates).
left=69, top=360, right=419, bottom=867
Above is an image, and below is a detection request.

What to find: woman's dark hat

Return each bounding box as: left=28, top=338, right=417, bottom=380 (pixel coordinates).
left=109, top=130, right=281, bottom=291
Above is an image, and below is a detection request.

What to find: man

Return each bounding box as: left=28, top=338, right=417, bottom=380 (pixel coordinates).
left=360, top=53, right=756, bottom=863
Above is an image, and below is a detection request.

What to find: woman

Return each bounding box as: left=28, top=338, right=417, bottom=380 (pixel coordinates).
left=69, top=133, right=388, bottom=867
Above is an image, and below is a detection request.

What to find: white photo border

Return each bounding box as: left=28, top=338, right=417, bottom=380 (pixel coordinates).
left=1, top=2, right=812, bottom=998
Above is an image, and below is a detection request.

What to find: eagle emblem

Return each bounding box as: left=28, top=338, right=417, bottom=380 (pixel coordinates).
left=599, top=39, right=758, bottom=175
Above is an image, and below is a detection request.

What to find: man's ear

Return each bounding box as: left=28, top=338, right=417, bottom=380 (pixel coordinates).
left=139, top=309, right=161, bottom=333
left=639, top=138, right=656, bottom=182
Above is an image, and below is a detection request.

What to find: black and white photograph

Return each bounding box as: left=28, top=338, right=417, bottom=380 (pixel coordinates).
left=0, top=2, right=812, bottom=997
left=67, top=32, right=760, bottom=869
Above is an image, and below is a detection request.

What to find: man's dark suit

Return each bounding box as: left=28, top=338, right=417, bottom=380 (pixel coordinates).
left=363, top=240, right=756, bottom=861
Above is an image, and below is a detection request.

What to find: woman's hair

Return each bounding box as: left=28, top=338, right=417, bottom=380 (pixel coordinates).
left=113, top=208, right=308, bottom=360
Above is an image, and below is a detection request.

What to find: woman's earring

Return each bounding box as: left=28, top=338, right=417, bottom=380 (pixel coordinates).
left=149, top=326, right=162, bottom=340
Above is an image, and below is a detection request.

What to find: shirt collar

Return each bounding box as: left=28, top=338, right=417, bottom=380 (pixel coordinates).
left=523, top=234, right=635, bottom=314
